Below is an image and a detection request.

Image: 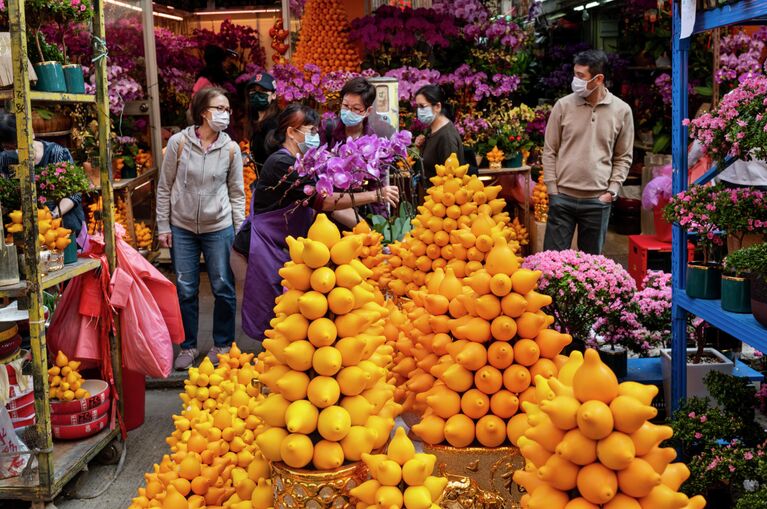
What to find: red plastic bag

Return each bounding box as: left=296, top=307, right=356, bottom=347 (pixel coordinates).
left=47, top=272, right=102, bottom=364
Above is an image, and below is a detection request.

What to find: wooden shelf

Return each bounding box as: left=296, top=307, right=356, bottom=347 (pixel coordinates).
left=112, top=168, right=157, bottom=191
left=0, top=257, right=100, bottom=298
left=36, top=129, right=72, bottom=138
left=478, top=165, right=531, bottom=176
left=0, top=89, right=96, bottom=104
left=0, top=428, right=118, bottom=500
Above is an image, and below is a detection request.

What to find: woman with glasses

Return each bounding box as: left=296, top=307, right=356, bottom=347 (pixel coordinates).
left=156, top=87, right=246, bottom=370
left=241, top=103, right=399, bottom=343
left=413, top=84, right=465, bottom=179
left=321, top=77, right=395, bottom=147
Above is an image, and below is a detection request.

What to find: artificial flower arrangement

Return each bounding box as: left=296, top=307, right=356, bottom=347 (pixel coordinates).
left=686, top=74, right=767, bottom=165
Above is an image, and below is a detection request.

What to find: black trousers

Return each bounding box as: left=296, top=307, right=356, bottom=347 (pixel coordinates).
left=543, top=193, right=612, bottom=255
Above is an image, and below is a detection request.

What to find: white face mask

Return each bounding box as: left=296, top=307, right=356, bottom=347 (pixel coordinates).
left=208, top=109, right=230, bottom=132
left=571, top=75, right=599, bottom=98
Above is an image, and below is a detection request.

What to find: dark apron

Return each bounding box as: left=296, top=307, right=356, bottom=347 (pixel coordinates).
left=241, top=202, right=315, bottom=341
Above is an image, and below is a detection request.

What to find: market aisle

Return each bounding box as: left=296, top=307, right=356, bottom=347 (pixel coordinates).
left=51, top=390, right=179, bottom=509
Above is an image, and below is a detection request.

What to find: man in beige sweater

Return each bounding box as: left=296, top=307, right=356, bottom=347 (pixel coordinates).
left=543, top=49, right=634, bottom=254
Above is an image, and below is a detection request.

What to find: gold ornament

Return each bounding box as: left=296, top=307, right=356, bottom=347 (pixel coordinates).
left=271, top=460, right=368, bottom=509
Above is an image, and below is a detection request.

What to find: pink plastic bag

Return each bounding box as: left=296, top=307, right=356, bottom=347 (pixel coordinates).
left=47, top=269, right=102, bottom=364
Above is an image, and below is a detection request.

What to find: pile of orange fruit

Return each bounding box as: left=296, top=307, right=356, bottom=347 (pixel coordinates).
left=239, top=141, right=257, bottom=216
left=514, top=349, right=706, bottom=509
left=510, top=217, right=529, bottom=247
left=532, top=174, right=548, bottom=223
left=5, top=208, right=72, bottom=252
left=386, top=153, right=521, bottom=297
left=134, top=221, right=153, bottom=250
left=135, top=149, right=153, bottom=175
left=48, top=351, right=90, bottom=401
left=254, top=214, right=400, bottom=470
left=129, top=344, right=274, bottom=509
left=349, top=220, right=388, bottom=288
left=291, top=0, right=361, bottom=73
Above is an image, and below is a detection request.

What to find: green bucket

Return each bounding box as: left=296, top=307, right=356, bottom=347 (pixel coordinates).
left=686, top=263, right=722, bottom=300
left=33, top=62, right=66, bottom=92
left=63, top=233, right=78, bottom=264
left=62, top=64, right=85, bottom=94
left=721, top=275, right=751, bottom=313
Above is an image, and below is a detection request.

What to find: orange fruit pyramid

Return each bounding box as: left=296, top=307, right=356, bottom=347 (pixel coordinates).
left=128, top=344, right=274, bottom=509
left=514, top=349, right=707, bottom=509
left=254, top=213, right=401, bottom=470
left=291, top=0, right=361, bottom=73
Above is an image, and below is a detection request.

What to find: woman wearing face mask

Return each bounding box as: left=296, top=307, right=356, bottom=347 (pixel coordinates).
left=157, top=87, right=246, bottom=370
left=413, top=85, right=465, bottom=179
left=246, top=72, right=280, bottom=168
left=322, top=77, right=395, bottom=147
left=242, top=103, right=399, bottom=343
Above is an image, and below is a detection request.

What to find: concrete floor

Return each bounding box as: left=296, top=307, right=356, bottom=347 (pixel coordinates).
left=1, top=231, right=632, bottom=509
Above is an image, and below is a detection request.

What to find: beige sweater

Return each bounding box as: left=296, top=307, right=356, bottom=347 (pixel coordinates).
left=543, top=90, right=634, bottom=198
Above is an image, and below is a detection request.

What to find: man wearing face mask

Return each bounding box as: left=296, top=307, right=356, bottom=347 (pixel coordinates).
left=322, top=77, right=395, bottom=147
left=542, top=49, right=634, bottom=255
left=246, top=72, right=280, bottom=168
left=157, top=87, right=246, bottom=370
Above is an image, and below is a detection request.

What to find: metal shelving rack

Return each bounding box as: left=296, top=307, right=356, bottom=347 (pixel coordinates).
left=671, top=0, right=767, bottom=412
left=0, top=0, right=123, bottom=506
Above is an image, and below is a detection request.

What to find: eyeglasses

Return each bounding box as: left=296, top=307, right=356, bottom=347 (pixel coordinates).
left=299, top=127, right=319, bottom=135
left=209, top=105, right=232, bottom=114
left=342, top=104, right=366, bottom=115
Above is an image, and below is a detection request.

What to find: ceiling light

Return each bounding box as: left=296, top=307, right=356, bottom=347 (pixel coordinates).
left=105, top=0, right=183, bottom=21
left=195, top=9, right=282, bottom=15
left=585, top=1, right=599, bottom=8
left=573, top=5, right=585, bottom=11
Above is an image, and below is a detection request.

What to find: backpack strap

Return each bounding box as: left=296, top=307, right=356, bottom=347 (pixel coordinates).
left=175, top=136, right=186, bottom=173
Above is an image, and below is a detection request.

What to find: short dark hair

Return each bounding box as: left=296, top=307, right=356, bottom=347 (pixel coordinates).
left=340, top=77, right=376, bottom=109
left=266, top=103, right=320, bottom=153
left=190, top=87, right=227, bottom=126
left=415, top=84, right=445, bottom=107
left=574, top=49, right=609, bottom=78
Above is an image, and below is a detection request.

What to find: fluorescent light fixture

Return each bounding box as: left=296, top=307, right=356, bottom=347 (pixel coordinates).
left=548, top=12, right=566, bottom=21
left=573, top=5, right=585, bottom=11
left=195, top=9, right=282, bottom=15
left=585, top=1, right=599, bottom=8
left=105, top=0, right=183, bottom=21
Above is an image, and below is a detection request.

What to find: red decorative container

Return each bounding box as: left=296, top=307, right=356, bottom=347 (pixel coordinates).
left=8, top=400, right=35, bottom=420
left=53, top=413, right=108, bottom=440
left=50, top=380, right=109, bottom=415
left=51, top=399, right=110, bottom=426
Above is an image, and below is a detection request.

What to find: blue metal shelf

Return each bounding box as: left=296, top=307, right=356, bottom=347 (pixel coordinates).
left=671, top=0, right=767, bottom=413
left=675, top=291, right=767, bottom=352
left=693, top=1, right=767, bottom=34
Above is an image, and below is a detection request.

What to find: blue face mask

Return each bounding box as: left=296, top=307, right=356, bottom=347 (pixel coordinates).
left=340, top=108, right=366, bottom=127
left=297, top=130, right=320, bottom=154
left=417, top=106, right=436, bottom=125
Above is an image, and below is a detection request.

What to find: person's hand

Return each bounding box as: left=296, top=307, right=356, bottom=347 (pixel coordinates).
left=598, top=192, right=614, bottom=204
left=380, top=186, right=399, bottom=208
left=414, top=134, right=426, bottom=149
left=158, top=232, right=172, bottom=248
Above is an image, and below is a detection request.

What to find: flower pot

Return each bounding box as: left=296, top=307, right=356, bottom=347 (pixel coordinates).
left=720, top=275, right=751, bottom=313
left=653, top=203, right=672, bottom=242
left=686, top=263, right=722, bottom=299
left=598, top=345, right=628, bottom=379
left=504, top=153, right=523, bottom=168
left=62, top=64, right=85, bottom=94
left=33, top=62, right=66, bottom=92
left=751, top=275, right=767, bottom=329
left=660, top=347, right=734, bottom=411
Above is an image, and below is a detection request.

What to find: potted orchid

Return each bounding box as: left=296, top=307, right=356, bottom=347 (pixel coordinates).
left=664, top=183, right=725, bottom=299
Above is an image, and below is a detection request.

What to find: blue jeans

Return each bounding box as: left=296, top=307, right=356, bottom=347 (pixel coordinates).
left=170, top=225, right=236, bottom=349
left=543, top=193, right=612, bottom=255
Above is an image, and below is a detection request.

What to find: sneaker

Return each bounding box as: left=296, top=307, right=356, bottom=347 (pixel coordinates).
left=207, top=345, right=231, bottom=367
left=174, top=348, right=198, bottom=371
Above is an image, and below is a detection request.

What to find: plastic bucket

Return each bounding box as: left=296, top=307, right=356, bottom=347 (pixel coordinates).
left=33, top=62, right=66, bottom=92
left=63, top=64, right=86, bottom=94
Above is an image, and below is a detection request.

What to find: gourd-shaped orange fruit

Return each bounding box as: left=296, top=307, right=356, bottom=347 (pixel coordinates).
left=443, top=414, right=475, bottom=448
left=565, top=498, right=600, bottom=509
left=308, top=213, right=341, bottom=247
left=596, top=431, right=636, bottom=470
left=527, top=484, right=569, bottom=509
left=411, top=415, right=445, bottom=445
left=576, top=400, right=614, bottom=440
left=540, top=395, right=580, bottom=430
left=618, top=381, right=659, bottom=406
left=535, top=329, right=573, bottom=359
left=510, top=268, right=541, bottom=294
left=610, top=396, right=658, bottom=434
left=573, top=349, right=618, bottom=404
left=617, top=458, right=662, bottom=498
left=638, top=484, right=689, bottom=509
left=518, top=436, right=553, bottom=468
left=660, top=463, right=691, bottom=491
left=577, top=463, right=618, bottom=505
left=631, top=422, right=674, bottom=456
left=512, top=469, right=547, bottom=494
left=556, top=429, right=597, bottom=466
left=486, top=236, right=519, bottom=275
left=641, top=445, right=678, bottom=474
left=526, top=412, right=566, bottom=453
left=603, top=493, right=642, bottom=509
left=537, top=454, right=579, bottom=491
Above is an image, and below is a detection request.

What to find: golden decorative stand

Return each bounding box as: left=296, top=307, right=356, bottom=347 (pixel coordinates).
left=422, top=443, right=525, bottom=509
left=271, top=461, right=368, bottom=509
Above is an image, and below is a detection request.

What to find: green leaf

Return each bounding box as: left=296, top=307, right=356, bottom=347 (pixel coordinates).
left=370, top=215, right=387, bottom=227
left=34, top=108, right=54, bottom=120
left=653, top=134, right=671, bottom=154
left=694, top=86, right=713, bottom=97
